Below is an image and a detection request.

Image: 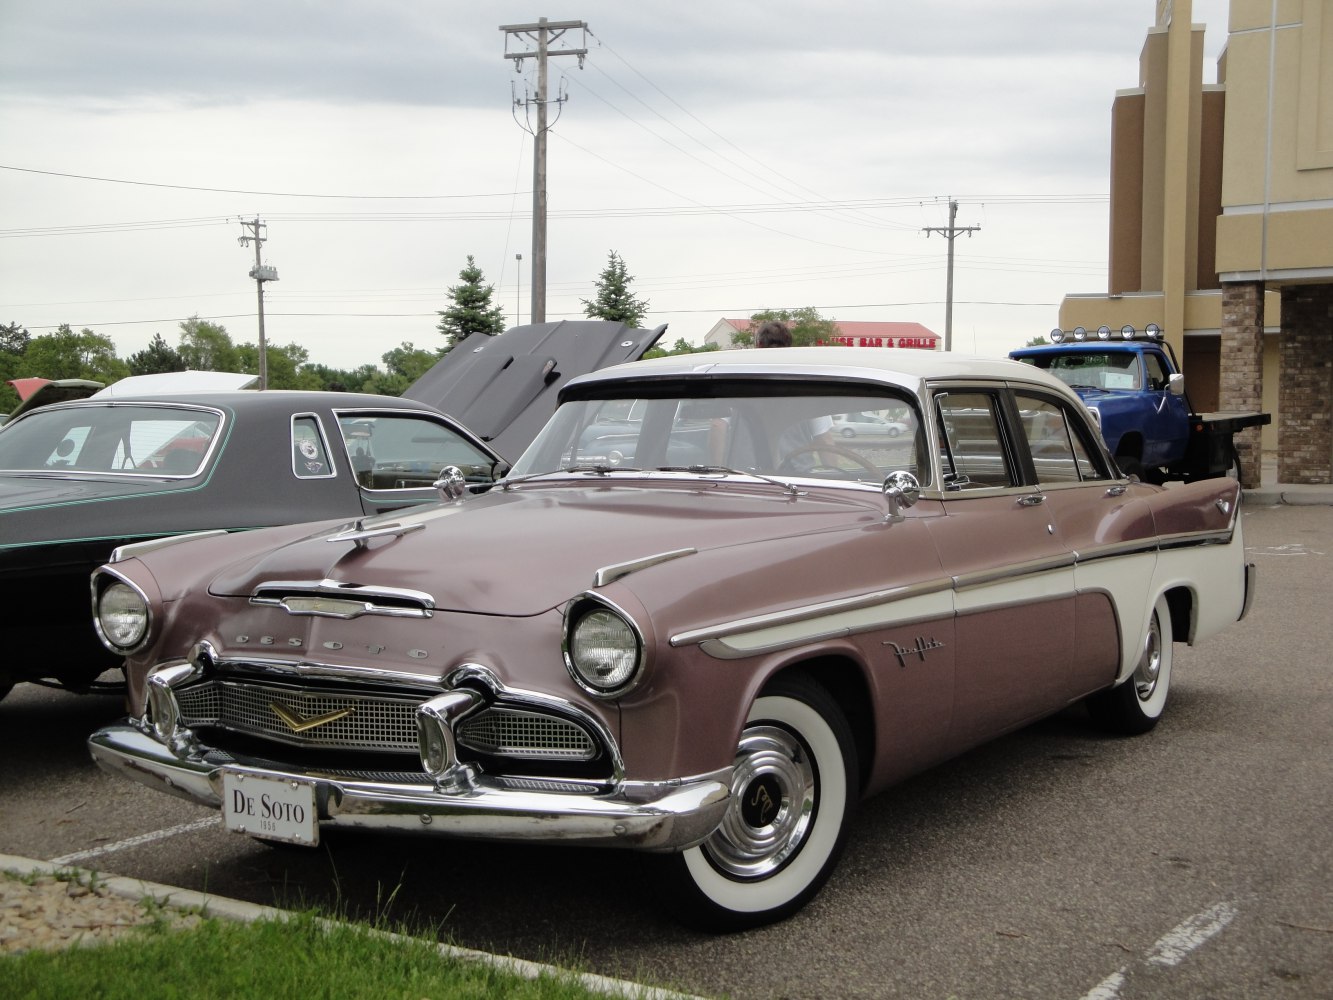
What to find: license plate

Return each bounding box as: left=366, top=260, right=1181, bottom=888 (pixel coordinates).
left=221, top=769, right=319, bottom=847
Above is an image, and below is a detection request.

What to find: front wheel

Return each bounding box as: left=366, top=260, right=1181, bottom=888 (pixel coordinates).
left=1086, top=594, right=1173, bottom=734
left=660, top=674, right=858, bottom=931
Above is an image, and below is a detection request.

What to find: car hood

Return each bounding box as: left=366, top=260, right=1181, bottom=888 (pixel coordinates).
left=404, top=320, right=666, bottom=461
left=206, top=482, right=883, bottom=616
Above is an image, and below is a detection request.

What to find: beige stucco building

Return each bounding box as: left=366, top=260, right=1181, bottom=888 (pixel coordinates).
left=1061, top=0, right=1333, bottom=484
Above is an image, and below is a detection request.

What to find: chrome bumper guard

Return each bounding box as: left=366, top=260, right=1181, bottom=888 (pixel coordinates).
left=88, top=723, right=731, bottom=852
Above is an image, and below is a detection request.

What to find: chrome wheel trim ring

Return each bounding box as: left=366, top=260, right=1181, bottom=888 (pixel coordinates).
left=1134, top=612, right=1163, bottom=702
left=703, top=726, right=815, bottom=879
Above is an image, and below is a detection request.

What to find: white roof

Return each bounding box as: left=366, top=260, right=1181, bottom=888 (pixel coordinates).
left=582, top=346, right=1054, bottom=389
left=93, top=371, right=260, bottom=397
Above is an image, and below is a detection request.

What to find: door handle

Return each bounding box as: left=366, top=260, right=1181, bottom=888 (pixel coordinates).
left=1016, top=493, right=1046, bottom=507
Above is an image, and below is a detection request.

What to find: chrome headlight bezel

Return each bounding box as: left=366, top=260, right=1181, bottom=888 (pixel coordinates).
left=562, top=594, right=645, bottom=699
left=91, top=569, right=153, bottom=654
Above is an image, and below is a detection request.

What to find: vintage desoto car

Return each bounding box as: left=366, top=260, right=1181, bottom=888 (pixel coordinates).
left=87, top=348, right=1255, bottom=930
left=0, top=321, right=662, bottom=702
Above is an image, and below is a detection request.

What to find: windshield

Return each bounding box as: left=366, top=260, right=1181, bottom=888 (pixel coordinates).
left=511, top=386, right=927, bottom=486
left=0, top=403, right=223, bottom=476
left=1016, top=351, right=1141, bottom=391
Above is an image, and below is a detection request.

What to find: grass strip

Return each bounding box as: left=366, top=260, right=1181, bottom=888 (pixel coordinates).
left=2, top=909, right=631, bottom=1000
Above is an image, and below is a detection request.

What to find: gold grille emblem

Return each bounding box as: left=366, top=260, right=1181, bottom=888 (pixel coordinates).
left=270, top=701, right=354, bottom=733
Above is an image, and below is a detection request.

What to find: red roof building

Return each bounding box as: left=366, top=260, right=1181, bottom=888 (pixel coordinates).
left=703, top=318, right=939, bottom=351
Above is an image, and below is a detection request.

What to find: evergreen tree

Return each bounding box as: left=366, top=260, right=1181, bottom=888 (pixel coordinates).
left=128, top=333, right=187, bottom=375
left=582, top=251, right=649, bottom=326
left=436, top=256, right=506, bottom=352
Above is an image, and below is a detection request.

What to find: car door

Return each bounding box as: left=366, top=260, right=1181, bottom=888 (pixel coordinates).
left=924, top=386, right=1079, bottom=752
left=1008, top=387, right=1158, bottom=701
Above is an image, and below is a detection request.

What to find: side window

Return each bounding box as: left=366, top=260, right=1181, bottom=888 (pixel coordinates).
left=1015, top=396, right=1080, bottom=483
left=1015, top=393, right=1108, bottom=484
left=934, top=391, right=1013, bottom=489
left=292, top=415, right=334, bottom=479
left=336, top=413, right=499, bottom=491
left=1143, top=352, right=1170, bottom=392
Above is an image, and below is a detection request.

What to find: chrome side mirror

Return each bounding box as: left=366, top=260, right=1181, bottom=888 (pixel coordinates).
left=433, top=465, right=467, bottom=501
left=881, top=471, right=921, bottom=519
left=1168, top=372, right=1186, bottom=396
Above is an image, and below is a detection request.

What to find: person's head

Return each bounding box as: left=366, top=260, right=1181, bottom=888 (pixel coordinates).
left=755, top=320, right=792, bottom=349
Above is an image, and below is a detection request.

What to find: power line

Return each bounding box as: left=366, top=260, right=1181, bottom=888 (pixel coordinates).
left=0, top=163, right=527, bottom=201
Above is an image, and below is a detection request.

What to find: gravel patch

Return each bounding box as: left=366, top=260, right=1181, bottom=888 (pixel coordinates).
left=1, top=870, right=203, bottom=954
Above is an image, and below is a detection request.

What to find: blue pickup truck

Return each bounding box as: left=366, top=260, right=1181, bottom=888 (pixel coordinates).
left=1010, top=326, right=1270, bottom=484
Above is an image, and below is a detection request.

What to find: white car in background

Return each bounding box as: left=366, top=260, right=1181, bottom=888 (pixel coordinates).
left=833, top=411, right=908, bottom=438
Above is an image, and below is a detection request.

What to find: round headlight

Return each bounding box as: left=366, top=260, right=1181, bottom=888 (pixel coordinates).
left=568, top=607, right=641, bottom=694
left=97, top=582, right=149, bottom=650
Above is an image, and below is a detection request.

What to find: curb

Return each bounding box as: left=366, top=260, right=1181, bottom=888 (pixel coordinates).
left=1, top=853, right=707, bottom=1000
left=1243, top=487, right=1333, bottom=507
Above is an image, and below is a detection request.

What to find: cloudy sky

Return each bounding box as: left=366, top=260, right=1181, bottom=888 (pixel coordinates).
left=0, top=1, right=1231, bottom=371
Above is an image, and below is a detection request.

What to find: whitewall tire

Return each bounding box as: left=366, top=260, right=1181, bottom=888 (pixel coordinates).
left=663, top=673, right=857, bottom=931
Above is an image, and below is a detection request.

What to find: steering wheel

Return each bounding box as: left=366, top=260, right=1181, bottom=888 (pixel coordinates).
left=778, top=442, right=880, bottom=477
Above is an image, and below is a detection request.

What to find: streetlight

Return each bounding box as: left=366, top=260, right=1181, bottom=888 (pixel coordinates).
left=515, top=253, right=523, bottom=325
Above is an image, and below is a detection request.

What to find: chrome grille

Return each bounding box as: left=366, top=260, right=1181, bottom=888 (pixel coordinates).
left=173, top=679, right=600, bottom=763
left=457, top=707, right=596, bottom=760
left=177, top=680, right=421, bottom=751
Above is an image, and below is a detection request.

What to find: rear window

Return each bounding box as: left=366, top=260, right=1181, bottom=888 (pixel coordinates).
left=0, top=403, right=223, bottom=477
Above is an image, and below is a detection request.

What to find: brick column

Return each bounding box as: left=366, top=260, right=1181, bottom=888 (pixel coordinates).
left=1220, top=281, right=1265, bottom=487
left=1278, top=285, right=1333, bottom=484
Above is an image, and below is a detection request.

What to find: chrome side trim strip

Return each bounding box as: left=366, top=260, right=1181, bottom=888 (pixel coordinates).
left=670, top=577, right=954, bottom=647
left=952, top=553, right=1075, bottom=592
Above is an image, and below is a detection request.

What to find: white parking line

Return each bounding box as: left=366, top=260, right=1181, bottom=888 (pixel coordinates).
left=1079, top=900, right=1240, bottom=1000
left=50, top=816, right=221, bottom=865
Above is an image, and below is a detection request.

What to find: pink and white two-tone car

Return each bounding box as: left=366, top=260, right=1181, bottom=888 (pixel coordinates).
left=88, top=347, right=1255, bottom=930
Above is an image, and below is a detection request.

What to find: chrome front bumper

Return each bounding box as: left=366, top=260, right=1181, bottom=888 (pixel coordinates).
left=88, top=723, right=731, bottom=852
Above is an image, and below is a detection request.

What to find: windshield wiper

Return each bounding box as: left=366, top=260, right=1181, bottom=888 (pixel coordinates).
left=499, top=464, right=642, bottom=491
left=655, top=465, right=805, bottom=496
left=562, top=463, right=643, bottom=475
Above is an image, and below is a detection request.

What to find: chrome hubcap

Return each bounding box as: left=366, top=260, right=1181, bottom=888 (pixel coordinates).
left=703, top=726, right=815, bottom=879
left=1134, top=613, right=1162, bottom=701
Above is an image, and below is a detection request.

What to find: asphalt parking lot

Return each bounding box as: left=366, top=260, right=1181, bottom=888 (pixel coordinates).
left=1, top=499, right=1330, bottom=999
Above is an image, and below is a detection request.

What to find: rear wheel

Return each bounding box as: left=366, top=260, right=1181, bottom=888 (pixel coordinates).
left=661, top=674, right=857, bottom=932
left=1087, top=594, right=1173, bottom=734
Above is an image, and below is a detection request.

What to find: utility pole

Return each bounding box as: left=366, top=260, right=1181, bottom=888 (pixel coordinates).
left=922, top=198, right=979, bottom=352
left=237, top=217, right=278, bottom=388
left=501, top=17, right=587, bottom=325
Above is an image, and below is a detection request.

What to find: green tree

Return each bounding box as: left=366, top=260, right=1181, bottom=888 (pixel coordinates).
left=1024, top=335, right=1050, bottom=347
left=177, top=316, right=242, bottom=372
left=0, top=322, right=30, bottom=413
left=127, top=333, right=187, bottom=375
left=642, top=337, right=720, bottom=360
left=436, top=256, right=506, bottom=352
left=381, top=342, right=440, bottom=382
left=356, top=342, right=441, bottom=397
left=19, top=324, right=129, bottom=383
left=582, top=251, right=649, bottom=326
left=302, top=362, right=384, bottom=393
left=236, top=341, right=322, bottom=390
left=733, top=308, right=838, bottom=348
